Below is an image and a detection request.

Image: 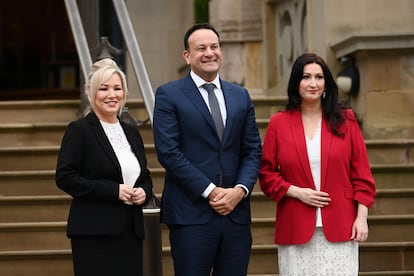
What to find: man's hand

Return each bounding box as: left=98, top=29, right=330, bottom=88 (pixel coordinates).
left=208, top=187, right=245, bottom=216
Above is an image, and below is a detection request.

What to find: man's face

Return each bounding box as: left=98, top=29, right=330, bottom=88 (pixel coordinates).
left=183, top=29, right=222, bottom=82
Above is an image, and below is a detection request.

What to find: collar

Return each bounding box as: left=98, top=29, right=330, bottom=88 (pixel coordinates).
left=190, top=71, right=221, bottom=90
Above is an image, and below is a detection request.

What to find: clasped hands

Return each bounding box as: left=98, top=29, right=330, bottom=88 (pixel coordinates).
left=293, top=187, right=369, bottom=242
left=208, top=186, right=245, bottom=216
left=119, top=184, right=146, bottom=205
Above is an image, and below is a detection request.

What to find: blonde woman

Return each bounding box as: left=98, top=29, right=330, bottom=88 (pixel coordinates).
left=56, top=58, right=153, bottom=276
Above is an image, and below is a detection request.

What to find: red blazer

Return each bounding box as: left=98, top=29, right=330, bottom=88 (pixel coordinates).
left=259, top=109, right=375, bottom=245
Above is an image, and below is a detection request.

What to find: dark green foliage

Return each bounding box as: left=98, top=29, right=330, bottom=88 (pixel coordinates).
left=195, top=0, right=209, bottom=23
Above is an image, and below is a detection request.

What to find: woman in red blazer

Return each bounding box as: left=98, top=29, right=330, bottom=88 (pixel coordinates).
left=260, top=53, right=375, bottom=275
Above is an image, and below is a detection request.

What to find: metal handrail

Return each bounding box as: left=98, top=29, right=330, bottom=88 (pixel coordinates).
left=63, top=0, right=92, bottom=81
left=64, top=0, right=154, bottom=124
left=112, top=0, right=154, bottom=124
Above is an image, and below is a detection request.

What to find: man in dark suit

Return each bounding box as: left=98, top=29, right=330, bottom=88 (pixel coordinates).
left=153, top=23, right=262, bottom=276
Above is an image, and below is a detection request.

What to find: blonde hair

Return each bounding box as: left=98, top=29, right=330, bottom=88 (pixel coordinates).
left=84, top=58, right=128, bottom=115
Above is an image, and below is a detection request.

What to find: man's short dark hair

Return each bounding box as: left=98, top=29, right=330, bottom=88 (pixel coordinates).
left=183, top=22, right=220, bottom=50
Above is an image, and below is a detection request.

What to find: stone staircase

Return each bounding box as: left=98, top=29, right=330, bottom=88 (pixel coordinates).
left=0, top=99, right=413, bottom=275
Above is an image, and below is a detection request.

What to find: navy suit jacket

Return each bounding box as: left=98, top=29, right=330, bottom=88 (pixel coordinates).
left=56, top=112, right=153, bottom=238
left=153, top=74, right=262, bottom=225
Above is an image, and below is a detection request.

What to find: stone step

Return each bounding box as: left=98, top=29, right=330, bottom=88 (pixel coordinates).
left=251, top=187, right=414, bottom=218
left=129, top=96, right=285, bottom=132
left=0, top=123, right=67, bottom=147
left=251, top=215, right=414, bottom=245
left=0, top=122, right=155, bottom=147
left=0, top=240, right=412, bottom=276
left=254, top=186, right=414, bottom=216
left=360, top=242, right=414, bottom=273
left=0, top=226, right=413, bottom=275
left=370, top=188, right=414, bottom=215
left=1, top=141, right=413, bottom=174
left=4, top=116, right=412, bottom=166
left=0, top=196, right=70, bottom=223
left=366, top=139, right=414, bottom=166
left=0, top=170, right=62, bottom=196
left=368, top=214, right=414, bottom=243
left=0, top=100, right=80, bottom=124
left=160, top=242, right=414, bottom=276
left=0, top=111, right=268, bottom=149
left=2, top=186, right=413, bottom=223
left=0, top=96, right=287, bottom=124
left=0, top=96, right=286, bottom=147
left=1, top=164, right=412, bottom=197
left=1, top=212, right=412, bottom=252
left=2, top=97, right=413, bottom=276
left=0, top=222, right=69, bottom=251
left=0, top=146, right=59, bottom=171
left=371, top=164, right=414, bottom=189
left=0, top=250, right=73, bottom=276
left=0, top=168, right=165, bottom=196
left=0, top=145, right=162, bottom=171
left=1, top=119, right=261, bottom=148
left=250, top=96, right=287, bottom=120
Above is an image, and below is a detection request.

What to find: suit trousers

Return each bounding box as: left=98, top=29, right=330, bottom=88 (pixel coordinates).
left=168, top=212, right=252, bottom=276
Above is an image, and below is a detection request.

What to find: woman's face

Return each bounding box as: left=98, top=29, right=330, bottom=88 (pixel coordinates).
left=94, top=72, right=124, bottom=123
left=299, top=63, right=325, bottom=104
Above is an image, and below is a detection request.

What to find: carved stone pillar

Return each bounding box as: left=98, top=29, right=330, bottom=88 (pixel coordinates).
left=262, top=0, right=308, bottom=96
left=210, top=0, right=264, bottom=95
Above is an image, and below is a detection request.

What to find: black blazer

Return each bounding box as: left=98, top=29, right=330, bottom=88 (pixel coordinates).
left=56, top=112, right=153, bottom=238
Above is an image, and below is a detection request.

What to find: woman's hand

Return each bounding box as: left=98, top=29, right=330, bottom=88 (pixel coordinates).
left=119, top=184, right=134, bottom=203
left=130, top=187, right=147, bottom=205
left=351, top=203, right=369, bottom=242
left=287, top=185, right=331, bottom=208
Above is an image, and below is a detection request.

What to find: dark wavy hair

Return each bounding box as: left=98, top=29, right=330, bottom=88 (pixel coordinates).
left=286, top=53, right=347, bottom=137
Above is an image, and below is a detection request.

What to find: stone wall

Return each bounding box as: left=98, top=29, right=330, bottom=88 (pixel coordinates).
left=211, top=0, right=414, bottom=139
left=124, top=0, right=194, bottom=99
left=123, top=0, right=414, bottom=139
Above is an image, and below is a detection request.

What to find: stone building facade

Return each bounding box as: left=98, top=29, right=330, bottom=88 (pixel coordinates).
left=122, top=0, right=414, bottom=139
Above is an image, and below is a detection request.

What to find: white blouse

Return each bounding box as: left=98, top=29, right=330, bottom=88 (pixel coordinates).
left=100, top=120, right=141, bottom=190
left=305, top=118, right=322, bottom=227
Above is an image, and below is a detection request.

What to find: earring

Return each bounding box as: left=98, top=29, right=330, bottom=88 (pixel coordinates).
left=322, top=91, right=326, bottom=99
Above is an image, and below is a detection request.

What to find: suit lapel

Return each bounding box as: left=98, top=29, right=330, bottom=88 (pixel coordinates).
left=320, top=117, right=332, bottom=190
left=220, top=81, right=235, bottom=144
left=86, top=113, right=122, bottom=174
left=181, top=76, right=221, bottom=139
left=290, top=111, right=315, bottom=188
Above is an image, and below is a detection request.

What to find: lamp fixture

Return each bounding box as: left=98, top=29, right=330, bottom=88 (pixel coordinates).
left=336, top=56, right=360, bottom=97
